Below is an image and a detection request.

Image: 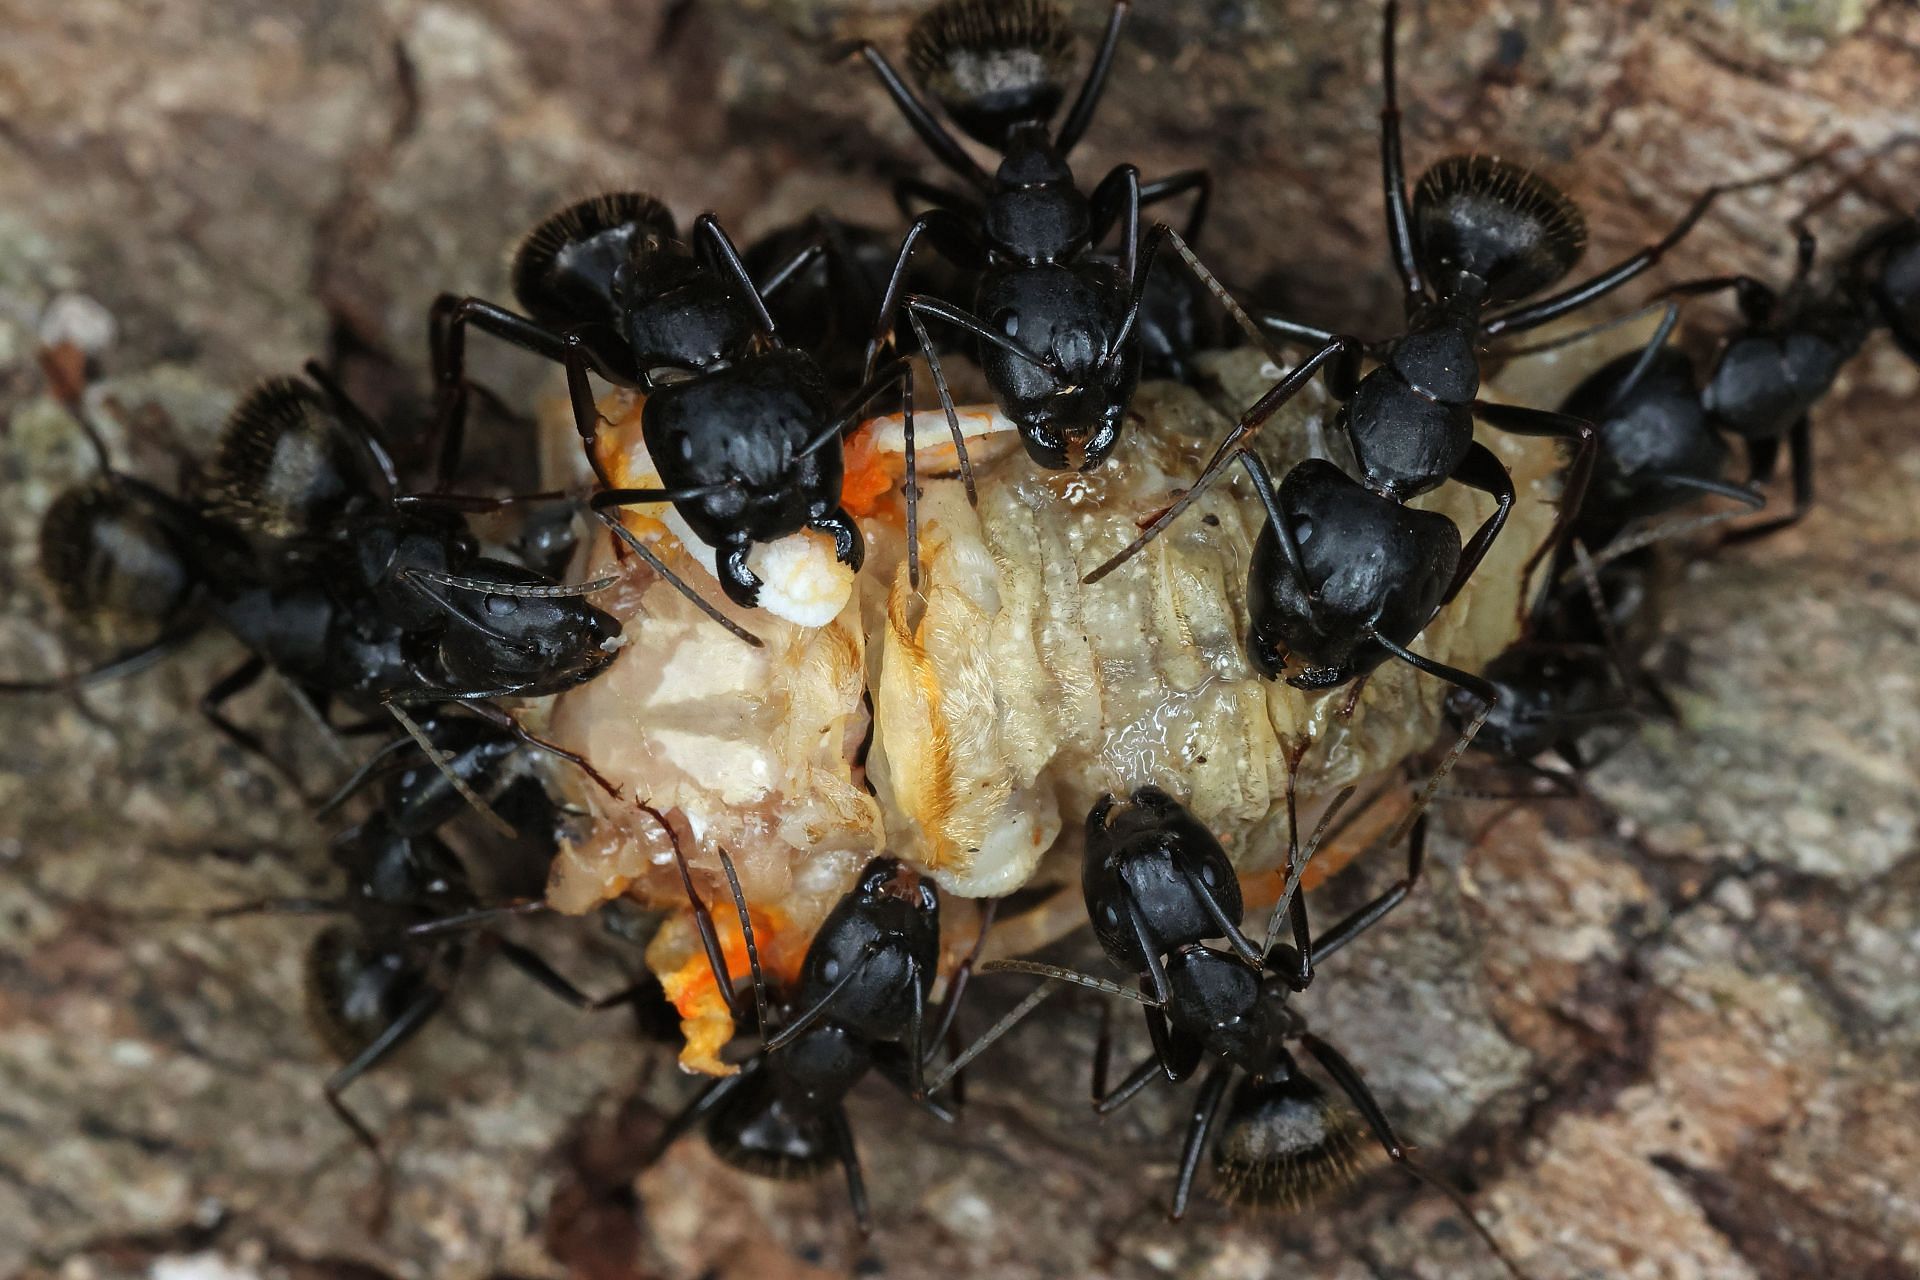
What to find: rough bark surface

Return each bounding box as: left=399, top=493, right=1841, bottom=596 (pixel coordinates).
left=3, top=2, right=1918, bottom=1278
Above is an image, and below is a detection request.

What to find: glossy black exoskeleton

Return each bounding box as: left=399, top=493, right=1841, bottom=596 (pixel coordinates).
left=646, top=852, right=980, bottom=1234
left=843, top=0, right=1210, bottom=577
left=973, top=788, right=1521, bottom=1272
left=1086, top=2, right=1812, bottom=628
left=429, top=194, right=909, bottom=624
left=1555, top=217, right=1898, bottom=546
left=6, top=366, right=624, bottom=791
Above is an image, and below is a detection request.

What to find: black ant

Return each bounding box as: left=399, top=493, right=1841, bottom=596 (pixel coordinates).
left=428, top=194, right=912, bottom=633
left=643, top=849, right=987, bottom=1234
left=1085, top=1, right=1821, bottom=619
left=1542, top=141, right=1920, bottom=550
left=841, top=0, right=1210, bottom=581
left=947, top=786, right=1522, bottom=1273
left=5, top=364, right=623, bottom=800
left=179, top=755, right=643, bottom=1217
left=945, top=784, right=1523, bottom=1272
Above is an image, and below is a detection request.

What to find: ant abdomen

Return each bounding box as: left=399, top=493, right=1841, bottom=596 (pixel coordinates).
left=906, top=0, right=1075, bottom=147
left=37, top=479, right=198, bottom=635
left=1414, top=155, right=1588, bottom=303
left=511, top=191, right=678, bottom=380
left=1212, top=1073, right=1374, bottom=1211
left=704, top=1068, right=841, bottom=1181
left=304, top=923, right=449, bottom=1062
left=206, top=377, right=385, bottom=539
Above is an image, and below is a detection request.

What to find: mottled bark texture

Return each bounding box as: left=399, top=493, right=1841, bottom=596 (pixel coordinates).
left=3, top=2, right=1918, bottom=1278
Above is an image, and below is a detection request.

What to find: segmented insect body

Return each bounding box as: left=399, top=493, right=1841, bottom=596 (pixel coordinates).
left=432, top=195, right=904, bottom=623
left=647, top=853, right=967, bottom=1234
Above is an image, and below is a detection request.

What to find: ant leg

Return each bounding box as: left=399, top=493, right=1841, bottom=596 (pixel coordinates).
left=1300, top=1034, right=1527, bottom=1280
left=1725, top=418, right=1814, bottom=543
left=0, top=623, right=199, bottom=695
left=490, top=936, right=652, bottom=1011
left=323, top=985, right=445, bottom=1167
left=1168, top=1063, right=1234, bottom=1221
left=839, top=40, right=991, bottom=190
left=1094, top=1052, right=1165, bottom=1115
left=1082, top=332, right=1362, bottom=585
left=1055, top=0, right=1130, bottom=154
left=925, top=899, right=999, bottom=1063
left=1138, top=169, right=1212, bottom=242
left=1369, top=630, right=1500, bottom=850
left=300, top=360, right=401, bottom=495
left=427, top=296, right=612, bottom=486
left=1441, top=442, right=1516, bottom=605
left=201, top=656, right=308, bottom=796
left=1482, top=156, right=1828, bottom=336
left=1310, top=813, right=1428, bottom=965
left=458, top=700, right=622, bottom=801
left=315, top=732, right=420, bottom=819
left=643, top=1072, right=747, bottom=1167
left=1086, top=163, right=1143, bottom=278
left=596, top=514, right=765, bottom=648
left=1472, top=401, right=1597, bottom=608
left=1378, top=0, right=1425, bottom=308
left=827, top=1104, right=875, bottom=1236
left=692, top=214, right=779, bottom=336
left=892, top=175, right=981, bottom=221
left=392, top=490, right=571, bottom=515
left=863, top=210, right=987, bottom=379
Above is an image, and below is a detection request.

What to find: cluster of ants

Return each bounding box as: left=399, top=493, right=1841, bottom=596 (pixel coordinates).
left=9, top=0, right=1918, bottom=1268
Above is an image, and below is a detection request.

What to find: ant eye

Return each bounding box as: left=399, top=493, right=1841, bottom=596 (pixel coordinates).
left=822, top=959, right=841, bottom=982
left=1292, top=516, right=1314, bottom=543
left=485, top=595, right=516, bottom=617
left=1104, top=904, right=1120, bottom=928
left=996, top=309, right=1019, bottom=337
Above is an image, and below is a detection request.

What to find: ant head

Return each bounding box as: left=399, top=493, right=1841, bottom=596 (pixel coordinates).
left=305, top=922, right=441, bottom=1061
left=38, top=478, right=199, bottom=637
left=205, top=377, right=385, bottom=540
left=428, top=558, right=624, bottom=697
left=1211, top=1070, right=1375, bottom=1210
left=799, top=857, right=940, bottom=1042
left=704, top=1068, right=839, bottom=1180
left=513, top=191, right=677, bottom=327
left=907, top=0, right=1076, bottom=148
left=1083, top=789, right=1244, bottom=971
left=1413, top=155, right=1587, bottom=304
left=1245, top=460, right=1458, bottom=690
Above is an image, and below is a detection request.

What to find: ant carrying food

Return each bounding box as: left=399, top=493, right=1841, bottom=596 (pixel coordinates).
left=841, top=0, right=1211, bottom=583
left=429, top=194, right=911, bottom=637
left=642, top=849, right=989, bottom=1234
left=943, top=785, right=1524, bottom=1274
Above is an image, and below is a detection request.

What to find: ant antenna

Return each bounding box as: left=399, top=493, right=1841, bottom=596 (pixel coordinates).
left=1261, top=785, right=1358, bottom=958
left=385, top=702, right=517, bottom=838
left=979, top=959, right=1161, bottom=1004
left=714, top=846, right=770, bottom=1039
left=597, top=513, right=764, bottom=648
left=923, top=981, right=1060, bottom=1097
